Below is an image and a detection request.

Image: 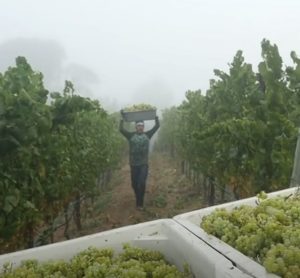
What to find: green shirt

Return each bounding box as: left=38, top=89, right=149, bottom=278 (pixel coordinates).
left=129, top=133, right=150, bottom=166
left=119, top=118, right=160, bottom=166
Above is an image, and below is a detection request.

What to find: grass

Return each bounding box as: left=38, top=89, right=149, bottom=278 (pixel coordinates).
left=152, top=193, right=167, bottom=208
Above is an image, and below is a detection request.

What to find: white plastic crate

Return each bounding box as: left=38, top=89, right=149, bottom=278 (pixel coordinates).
left=174, top=188, right=298, bottom=278
left=0, top=219, right=251, bottom=278
left=122, top=109, right=156, bottom=122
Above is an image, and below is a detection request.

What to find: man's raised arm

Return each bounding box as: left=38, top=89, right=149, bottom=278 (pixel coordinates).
left=146, top=116, right=160, bottom=139
left=119, top=119, right=132, bottom=140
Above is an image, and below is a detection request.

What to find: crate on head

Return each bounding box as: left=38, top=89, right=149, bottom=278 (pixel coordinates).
left=121, top=109, right=156, bottom=122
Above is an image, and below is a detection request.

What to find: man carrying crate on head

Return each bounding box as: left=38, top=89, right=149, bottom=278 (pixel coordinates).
left=119, top=111, right=160, bottom=210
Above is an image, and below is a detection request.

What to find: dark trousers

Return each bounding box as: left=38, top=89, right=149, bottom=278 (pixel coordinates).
left=130, top=164, right=148, bottom=207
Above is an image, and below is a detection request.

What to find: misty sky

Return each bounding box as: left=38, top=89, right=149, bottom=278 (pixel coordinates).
left=1, top=0, right=300, bottom=111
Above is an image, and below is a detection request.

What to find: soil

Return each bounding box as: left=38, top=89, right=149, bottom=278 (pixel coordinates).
left=53, top=153, right=205, bottom=242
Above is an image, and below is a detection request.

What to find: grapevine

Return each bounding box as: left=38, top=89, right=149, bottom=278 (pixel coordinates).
left=0, top=57, right=123, bottom=252
left=155, top=40, right=300, bottom=204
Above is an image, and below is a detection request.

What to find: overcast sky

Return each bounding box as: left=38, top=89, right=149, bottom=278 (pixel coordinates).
left=0, top=0, right=300, bottom=111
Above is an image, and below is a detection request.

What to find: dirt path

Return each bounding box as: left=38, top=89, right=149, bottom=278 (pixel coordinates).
left=54, top=153, right=204, bottom=241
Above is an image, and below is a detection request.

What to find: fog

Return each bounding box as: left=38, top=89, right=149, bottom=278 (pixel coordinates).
left=1, top=0, right=300, bottom=112
left=0, top=38, right=66, bottom=91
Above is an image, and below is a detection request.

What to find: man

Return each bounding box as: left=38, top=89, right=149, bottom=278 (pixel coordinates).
left=119, top=116, right=160, bottom=210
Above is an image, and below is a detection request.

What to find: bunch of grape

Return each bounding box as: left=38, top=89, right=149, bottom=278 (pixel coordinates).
left=0, top=244, right=193, bottom=278
left=201, top=193, right=300, bottom=278
left=123, top=104, right=156, bottom=112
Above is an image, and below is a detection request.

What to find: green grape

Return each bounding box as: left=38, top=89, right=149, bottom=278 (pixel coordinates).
left=235, top=232, right=264, bottom=258
left=263, top=244, right=300, bottom=277
left=257, top=191, right=268, bottom=200
left=0, top=244, right=192, bottom=278
left=282, top=227, right=300, bottom=247
left=201, top=193, right=300, bottom=278
left=123, top=104, right=156, bottom=112
left=119, top=243, right=164, bottom=262
left=153, top=264, right=187, bottom=278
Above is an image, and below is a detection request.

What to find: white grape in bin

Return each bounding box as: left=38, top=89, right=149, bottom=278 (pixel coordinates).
left=0, top=219, right=252, bottom=278
left=174, top=188, right=298, bottom=278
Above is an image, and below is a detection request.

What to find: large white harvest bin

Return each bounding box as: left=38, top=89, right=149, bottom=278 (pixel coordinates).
left=0, top=219, right=251, bottom=278
left=174, top=188, right=298, bottom=278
